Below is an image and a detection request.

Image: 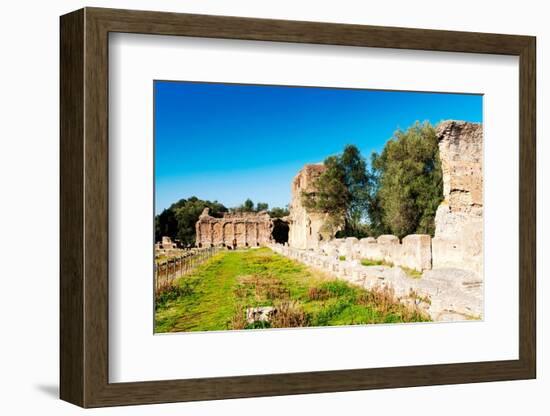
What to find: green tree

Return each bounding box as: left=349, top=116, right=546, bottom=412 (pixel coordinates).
left=301, top=145, right=370, bottom=238
left=155, top=197, right=228, bottom=246
left=370, top=122, right=443, bottom=238
left=255, top=202, right=269, bottom=212
left=268, top=206, right=290, bottom=218
left=154, top=208, right=178, bottom=243
left=241, top=198, right=255, bottom=212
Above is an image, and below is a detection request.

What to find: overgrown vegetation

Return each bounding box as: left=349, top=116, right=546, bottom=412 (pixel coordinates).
left=155, top=248, right=429, bottom=333
left=301, top=121, right=443, bottom=239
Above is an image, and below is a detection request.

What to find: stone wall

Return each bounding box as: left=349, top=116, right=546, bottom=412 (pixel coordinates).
left=287, top=164, right=341, bottom=250
left=195, top=208, right=274, bottom=248
left=320, top=234, right=431, bottom=272
left=270, top=243, right=482, bottom=321
left=432, top=121, right=483, bottom=276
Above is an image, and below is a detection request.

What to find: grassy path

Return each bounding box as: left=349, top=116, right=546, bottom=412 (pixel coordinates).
left=155, top=250, right=244, bottom=332
left=155, top=247, right=428, bottom=333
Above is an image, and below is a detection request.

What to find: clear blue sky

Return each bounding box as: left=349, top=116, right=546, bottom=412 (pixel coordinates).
left=154, top=81, right=482, bottom=214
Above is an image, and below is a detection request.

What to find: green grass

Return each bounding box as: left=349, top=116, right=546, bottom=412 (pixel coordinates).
left=401, top=266, right=423, bottom=279
left=155, top=247, right=429, bottom=333
left=360, top=258, right=388, bottom=267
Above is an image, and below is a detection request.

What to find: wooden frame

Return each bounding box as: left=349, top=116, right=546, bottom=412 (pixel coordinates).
left=60, top=7, right=536, bottom=408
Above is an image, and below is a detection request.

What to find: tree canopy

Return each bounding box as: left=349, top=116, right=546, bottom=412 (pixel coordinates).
left=155, top=197, right=228, bottom=246
left=301, top=122, right=443, bottom=239
left=301, top=144, right=370, bottom=238
left=268, top=206, right=290, bottom=218
left=370, top=122, right=443, bottom=238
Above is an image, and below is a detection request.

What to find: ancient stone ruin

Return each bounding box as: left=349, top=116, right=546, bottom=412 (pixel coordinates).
left=322, top=234, right=433, bottom=272
left=432, top=120, right=483, bottom=276
left=191, top=120, right=484, bottom=320
left=285, top=120, right=483, bottom=278
left=271, top=120, right=484, bottom=321
left=155, top=236, right=178, bottom=251
left=195, top=208, right=289, bottom=248
left=287, top=164, right=342, bottom=250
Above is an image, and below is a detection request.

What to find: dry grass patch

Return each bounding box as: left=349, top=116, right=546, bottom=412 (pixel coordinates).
left=271, top=300, right=309, bottom=328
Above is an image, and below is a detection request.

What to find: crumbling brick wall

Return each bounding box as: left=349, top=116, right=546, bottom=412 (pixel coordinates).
left=195, top=208, right=274, bottom=248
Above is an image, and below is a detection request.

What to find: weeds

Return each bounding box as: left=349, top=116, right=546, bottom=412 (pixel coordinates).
left=401, top=266, right=423, bottom=279
left=357, top=285, right=396, bottom=313
left=271, top=301, right=309, bottom=328
left=228, top=304, right=248, bottom=330
left=307, top=286, right=331, bottom=301
left=408, top=288, right=431, bottom=305
left=155, top=279, right=196, bottom=310
left=360, top=258, right=386, bottom=267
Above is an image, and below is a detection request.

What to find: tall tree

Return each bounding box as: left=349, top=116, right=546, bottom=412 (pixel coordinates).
left=154, top=208, right=178, bottom=243
left=301, top=145, right=370, bottom=237
left=241, top=198, right=255, bottom=212
left=370, top=122, right=443, bottom=238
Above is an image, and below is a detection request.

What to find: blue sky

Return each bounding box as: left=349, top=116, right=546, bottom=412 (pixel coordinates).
left=154, top=81, right=482, bottom=214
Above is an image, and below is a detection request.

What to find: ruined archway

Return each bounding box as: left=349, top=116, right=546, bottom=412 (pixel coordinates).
left=271, top=218, right=289, bottom=244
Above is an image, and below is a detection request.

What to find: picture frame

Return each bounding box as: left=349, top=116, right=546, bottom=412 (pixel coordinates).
left=60, top=7, right=536, bottom=408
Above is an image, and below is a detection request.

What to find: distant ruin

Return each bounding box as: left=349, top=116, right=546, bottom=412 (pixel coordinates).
left=195, top=208, right=289, bottom=248
left=155, top=236, right=177, bottom=251
left=287, top=164, right=342, bottom=250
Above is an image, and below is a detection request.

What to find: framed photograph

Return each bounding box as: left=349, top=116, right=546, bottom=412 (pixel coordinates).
left=60, top=7, right=536, bottom=407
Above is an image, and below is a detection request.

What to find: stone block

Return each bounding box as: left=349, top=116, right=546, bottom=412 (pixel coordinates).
left=377, top=235, right=399, bottom=245
left=399, top=234, right=432, bottom=271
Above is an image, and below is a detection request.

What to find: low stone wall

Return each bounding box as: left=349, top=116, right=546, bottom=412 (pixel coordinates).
left=319, top=234, right=431, bottom=272
left=270, top=243, right=483, bottom=321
